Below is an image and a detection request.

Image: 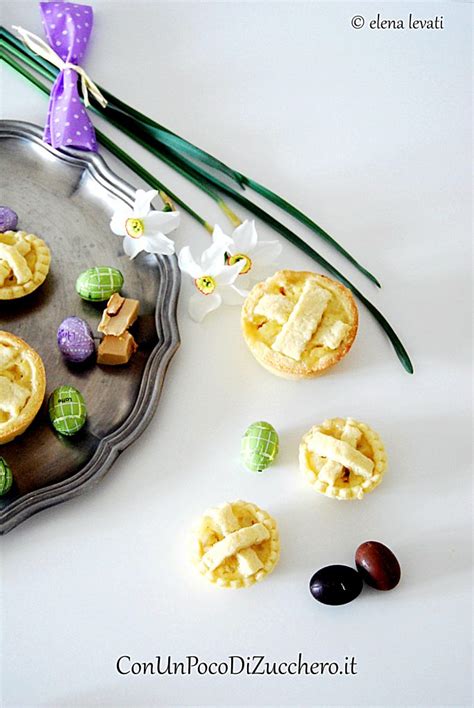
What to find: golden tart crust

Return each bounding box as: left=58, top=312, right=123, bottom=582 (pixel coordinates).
left=0, top=230, right=51, bottom=300
left=191, top=500, right=280, bottom=588
left=0, top=331, right=46, bottom=444
left=299, top=417, right=387, bottom=500
left=241, top=270, right=358, bottom=379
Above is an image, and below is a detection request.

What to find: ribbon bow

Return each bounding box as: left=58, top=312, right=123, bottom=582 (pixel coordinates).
left=14, top=2, right=105, bottom=152
left=13, top=25, right=107, bottom=109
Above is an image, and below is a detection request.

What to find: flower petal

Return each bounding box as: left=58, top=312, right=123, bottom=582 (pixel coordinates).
left=251, top=239, right=282, bottom=263
left=215, top=261, right=245, bottom=285
left=142, top=233, right=175, bottom=256
left=188, top=291, right=222, bottom=322
left=212, top=224, right=233, bottom=250
left=178, top=246, right=202, bottom=278
left=232, top=219, right=258, bottom=252
left=110, top=206, right=131, bottom=236
left=133, top=189, right=158, bottom=217
left=143, top=210, right=181, bottom=235
left=220, top=284, right=248, bottom=305
left=123, top=235, right=144, bottom=259
left=201, top=240, right=227, bottom=275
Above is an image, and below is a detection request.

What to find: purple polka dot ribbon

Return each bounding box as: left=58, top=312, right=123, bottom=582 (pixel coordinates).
left=40, top=2, right=98, bottom=151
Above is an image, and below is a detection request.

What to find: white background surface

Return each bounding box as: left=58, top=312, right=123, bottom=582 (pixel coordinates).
left=1, top=1, right=472, bottom=706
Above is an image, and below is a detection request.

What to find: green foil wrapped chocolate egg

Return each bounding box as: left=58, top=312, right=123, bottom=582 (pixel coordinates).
left=76, top=266, right=123, bottom=302
left=241, top=421, right=279, bottom=472
left=0, top=457, right=13, bottom=496
left=49, top=385, right=87, bottom=436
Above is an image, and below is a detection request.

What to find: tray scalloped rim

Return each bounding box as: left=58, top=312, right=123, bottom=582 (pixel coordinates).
left=0, top=120, right=181, bottom=535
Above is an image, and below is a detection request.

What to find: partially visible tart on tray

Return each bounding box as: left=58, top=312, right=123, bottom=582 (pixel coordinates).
left=0, top=331, right=46, bottom=444
left=0, top=230, right=51, bottom=300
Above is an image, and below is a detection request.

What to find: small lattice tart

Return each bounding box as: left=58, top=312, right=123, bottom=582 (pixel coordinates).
left=299, top=417, right=387, bottom=500
left=0, top=230, right=51, bottom=300
left=241, top=270, right=358, bottom=379
left=0, top=331, right=46, bottom=444
left=190, top=500, right=280, bottom=588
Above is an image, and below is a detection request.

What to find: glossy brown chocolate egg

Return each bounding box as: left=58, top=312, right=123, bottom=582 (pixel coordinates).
left=355, top=541, right=401, bottom=591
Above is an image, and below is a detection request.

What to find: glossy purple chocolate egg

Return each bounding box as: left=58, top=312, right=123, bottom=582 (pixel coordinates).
left=0, top=207, right=18, bottom=232
left=57, top=317, right=95, bottom=363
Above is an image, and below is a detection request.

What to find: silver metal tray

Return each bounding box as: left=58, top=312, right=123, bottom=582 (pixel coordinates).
left=0, top=120, right=180, bottom=534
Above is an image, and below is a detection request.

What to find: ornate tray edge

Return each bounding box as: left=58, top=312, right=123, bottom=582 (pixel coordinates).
left=0, top=120, right=181, bottom=534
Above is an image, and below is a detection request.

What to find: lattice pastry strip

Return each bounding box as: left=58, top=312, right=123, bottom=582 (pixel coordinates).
left=254, top=294, right=294, bottom=324
left=0, top=233, right=30, bottom=286
left=0, top=343, right=18, bottom=370
left=313, top=318, right=351, bottom=350
left=307, top=430, right=374, bottom=480
left=202, top=521, right=269, bottom=573
left=272, top=280, right=331, bottom=360
left=0, top=231, right=31, bottom=255
left=0, top=243, right=32, bottom=285
left=207, top=504, right=265, bottom=576
left=0, top=375, right=30, bottom=418
left=318, top=418, right=362, bottom=485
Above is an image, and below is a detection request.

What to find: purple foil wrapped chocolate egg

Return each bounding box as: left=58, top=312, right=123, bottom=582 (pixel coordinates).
left=0, top=207, right=18, bottom=232
left=57, top=317, right=95, bottom=363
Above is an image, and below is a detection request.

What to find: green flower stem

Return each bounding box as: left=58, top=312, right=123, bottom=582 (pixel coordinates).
left=0, top=47, right=213, bottom=232
left=218, top=199, right=242, bottom=228
left=1, top=26, right=380, bottom=287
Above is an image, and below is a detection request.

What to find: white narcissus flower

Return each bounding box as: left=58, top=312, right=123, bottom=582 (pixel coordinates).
left=211, top=220, right=282, bottom=285
left=178, top=241, right=248, bottom=322
left=110, top=189, right=180, bottom=259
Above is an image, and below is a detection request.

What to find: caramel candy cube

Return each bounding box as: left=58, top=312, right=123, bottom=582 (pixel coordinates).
left=98, top=294, right=139, bottom=336
left=97, top=332, right=138, bottom=365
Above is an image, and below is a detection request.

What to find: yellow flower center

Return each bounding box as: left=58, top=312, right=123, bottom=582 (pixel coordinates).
left=227, top=252, right=252, bottom=274
left=195, top=275, right=216, bottom=295
left=125, top=218, right=145, bottom=239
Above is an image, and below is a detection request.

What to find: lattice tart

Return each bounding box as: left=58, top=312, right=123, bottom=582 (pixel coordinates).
left=190, top=500, right=280, bottom=588
left=0, top=331, right=46, bottom=444
left=241, top=270, right=358, bottom=379
left=299, top=417, right=387, bottom=500
left=0, top=230, right=51, bottom=300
